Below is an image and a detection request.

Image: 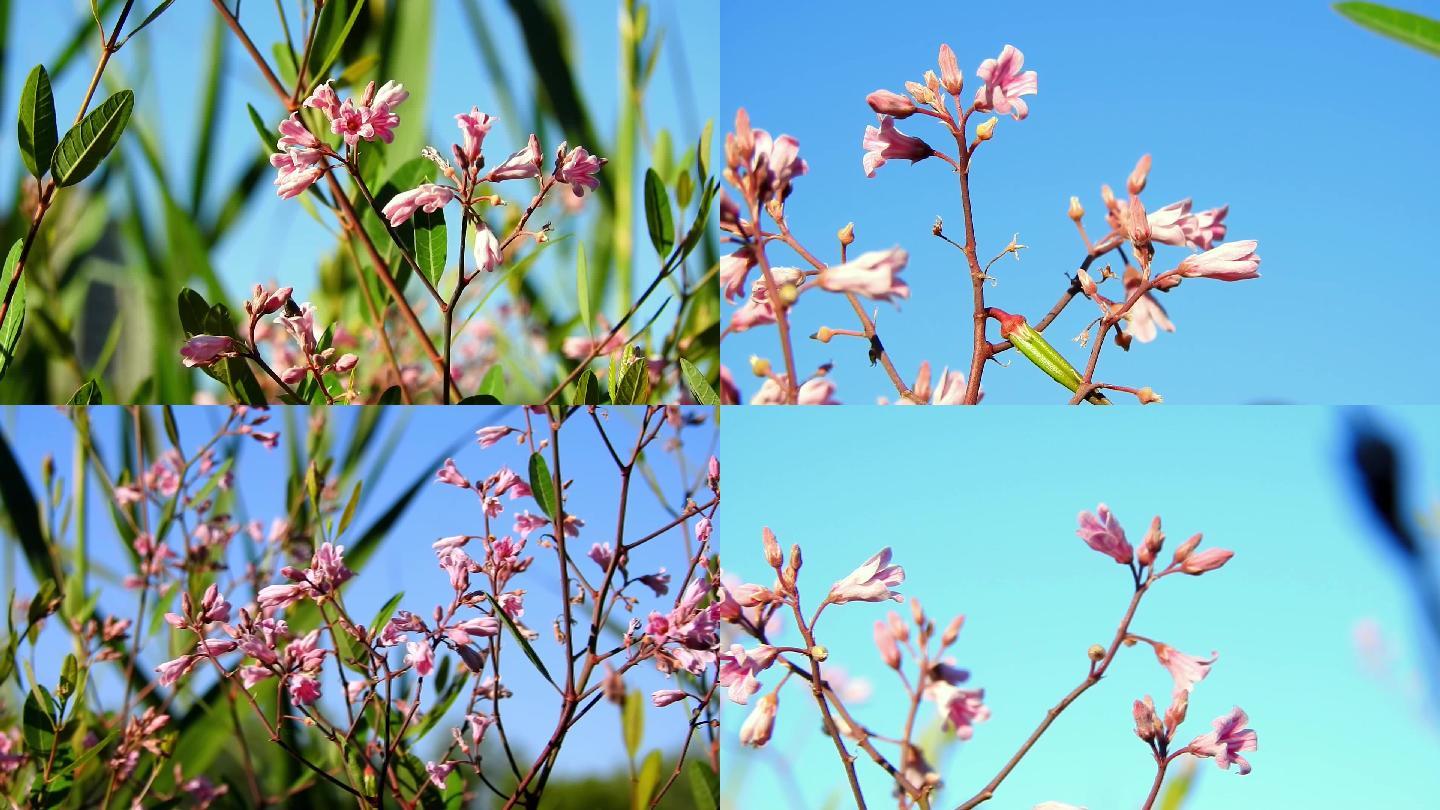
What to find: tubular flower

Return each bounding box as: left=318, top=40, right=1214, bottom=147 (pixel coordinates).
left=974, top=44, right=1038, bottom=120
left=827, top=547, right=905, bottom=604
left=1189, top=706, right=1257, bottom=774
left=862, top=116, right=933, bottom=177
left=554, top=142, right=607, bottom=196
left=818, top=247, right=910, bottom=303
left=1176, top=240, right=1260, bottom=281
left=382, top=184, right=456, bottom=227
left=1076, top=504, right=1134, bottom=564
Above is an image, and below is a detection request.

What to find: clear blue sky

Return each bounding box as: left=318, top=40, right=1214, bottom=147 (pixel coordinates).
left=0, top=405, right=718, bottom=779
left=720, top=406, right=1440, bottom=807
left=720, top=0, right=1440, bottom=404
left=1, top=0, right=717, bottom=338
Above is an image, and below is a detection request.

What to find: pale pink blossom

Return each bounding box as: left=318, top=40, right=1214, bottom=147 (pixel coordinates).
left=425, top=760, right=454, bottom=789
left=1153, top=643, right=1216, bottom=692
left=818, top=247, right=909, bottom=303
left=866, top=89, right=917, bottom=118
left=276, top=114, right=319, bottom=149
left=752, top=127, right=807, bottom=202
left=938, top=44, right=964, bottom=95
left=652, top=689, right=688, bottom=707
left=875, top=620, right=901, bottom=668
left=488, top=134, right=542, bottom=182
left=739, top=693, right=778, bottom=747
left=827, top=547, right=905, bottom=604
left=475, top=426, right=514, bottom=448
left=405, top=641, right=436, bottom=676
left=270, top=149, right=326, bottom=198
left=436, top=458, right=470, bottom=489
left=455, top=106, right=496, bottom=165
left=721, top=248, right=756, bottom=302
left=974, top=44, right=1038, bottom=120
left=862, top=116, right=933, bottom=177
left=1181, top=547, right=1234, bottom=575
left=588, top=542, right=614, bottom=570
left=1176, top=240, right=1260, bottom=281
left=797, top=378, right=841, bottom=405
left=1076, top=504, right=1134, bottom=565
left=1189, top=706, right=1257, bottom=774
left=473, top=224, right=502, bottom=273
left=180, top=335, right=238, bottom=368
left=257, top=583, right=307, bottom=611
left=1123, top=268, right=1174, bottom=344
left=303, top=82, right=342, bottom=119
left=554, top=142, right=606, bottom=196
left=155, top=655, right=199, bottom=686
left=381, top=183, right=455, bottom=227
left=926, top=682, right=990, bottom=739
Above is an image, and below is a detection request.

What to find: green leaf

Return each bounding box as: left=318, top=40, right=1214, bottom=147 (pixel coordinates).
left=477, top=366, right=505, bottom=400
left=121, top=1, right=177, bottom=44
left=679, top=359, right=719, bottom=405
left=572, top=369, right=603, bottom=406
left=378, top=385, right=403, bottom=404
left=632, top=749, right=663, bottom=810
left=53, top=89, right=134, bottom=187
left=22, top=687, right=56, bottom=754
left=309, top=0, right=366, bottom=83
left=17, top=65, right=57, bottom=178
left=622, top=690, right=644, bottom=760
left=687, top=760, right=719, bottom=809
left=697, top=118, right=714, bottom=179
left=338, top=480, right=363, bottom=536
left=456, top=394, right=501, bottom=404
left=643, top=168, right=674, bottom=257
left=485, top=592, right=556, bottom=689
left=66, top=379, right=101, bottom=404
left=0, top=241, right=26, bottom=382
left=413, top=207, right=446, bottom=286
left=0, top=425, right=59, bottom=591
left=246, top=103, right=272, bottom=156
left=1335, top=2, right=1440, bottom=56
left=576, top=242, right=592, bottom=337
left=614, top=354, right=647, bottom=405
left=528, top=452, right=557, bottom=522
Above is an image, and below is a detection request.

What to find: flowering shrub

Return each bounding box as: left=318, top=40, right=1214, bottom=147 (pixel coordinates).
left=720, top=506, right=1255, bottom=809
left=0, top=405, right=719, bottom=807
left=1, top=2, right=719, bottom=407
left=721, top=43, right=1262, bottom=405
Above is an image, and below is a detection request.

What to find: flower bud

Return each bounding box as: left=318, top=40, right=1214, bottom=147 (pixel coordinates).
left=924, top=70, right=940, bottom=93
left=975, top=117, right=998, bottom=141
left=1171, top=533, right=1202, bottom=565
left=1133, top=696, right=1161, bottom=742
left=937, top=44, right=963, bottom=95
left=809, top=644, right=829, bottom=662
left=910, top=596, right=924, bottom=626
left=812, top=327, right=834, bottom=343
left=941, top=615, right=965, bottom=647
left=838, top=222, right=855, bottom=246
left=740, top=693, right=778, bottom=747
left=887, top=611, right=909, bottom=642
left=905, top=80, right=937, bottom=108
left=1138, top=516, right=1164, bottom=567
left=761, top=527, right=783, bottom=568
left=786, top=544, right=803, bottom=581
left=1127, top=154, right=1152, bottom=196
left=1076, top=268, right=1097, bottom=297
left=1180, top=547, right=1233, bottom=575
left=1138, top=387, right=1163, bottom=405
left=874, top=621, right=901, bottom=668
left=1164, top=689, right=1189, bottom=735
left=1067, top=196, right=1085, bottom=221
left=866, top=90, right=916, bottom=118
left=1087, top=644, right=1105, bottom=662
left=749, top=355, right=771, bottom=378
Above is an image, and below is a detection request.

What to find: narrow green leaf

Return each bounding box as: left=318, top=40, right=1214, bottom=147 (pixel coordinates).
left=121, top=0, right=176, bottom=44
left=412, top=207, right=446, bottom=286
left=697, top=118, right=714, bottom=179
left=17, top=65, right=57, bottom=178
left=478, top=366, right=505, bottom=400
left=679, top=359, right=719, bottom=405
left=486, top=592, right=556, bottom=689
left=1335, top=2, right=1440, bottom=56
left=162, top=406, right=181, bottom=447
left=53, top=89, right=134, bottom=187
left=528, top=452, right=557, bottom=522
left=338, top=480, right=363, bottom=536
left=246, top=103, right=273, bottom=156
left=614, top=353, right=647, bottom=405
left=66, top=379, right=101, bottom=404
left=622, top=690, right=644, bottom=760
left=309, top=0, right=366, bottom=83
left=576, top=242, right=592, bottom=337
left=687, top=760, right=719, bottom=809
left=572, top=369, right=603, bottom=406
left=632, top=749, right=663, bottom=810
left=643, top=168, right=674, bottom=257
left=0, top=241, right=26, bottom=382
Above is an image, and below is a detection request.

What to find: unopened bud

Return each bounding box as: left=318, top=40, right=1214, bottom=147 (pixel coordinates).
left=1067, top=196, right=1085, bottom=221
left=905, top=80, right=937, bottom=108
left=812, top=327, right=834, bottom=343
left=1076, top=268, right=1097, bottom=297
left=937, top=44, right=964, bottom=95
left=1138, top=387, right=1163, bottom=405
left=749, top=355, right=771, bottom=378
left=1087, top=644, right=1105, bottom=662
left=924, top=70, right=940, bottom=93
left=941, top=615, right=965, bottom=646
left=910, top=597, right=924, bottom=626
left=809, top=644, right=829, bottom=662
left=975, top=117, right=998, bottom=141
left=1133, top=696, right=1162, bottom=742
left=787, top=545, right=803, bottom=578
left=1172, top=533, right=1202, bottom=565
left=778, top=283, right=799, bottom=305
left=1139, top=516, right=1164, bottom=566
left=761, top=527, right=783, bottom=568
left=1127, top=154, right=1152, bottom=196
left=887, top=611, right=909, bottom=642
left=838, top=222, right=855, bottom=246
left=866, top=90, right=916, bottom=119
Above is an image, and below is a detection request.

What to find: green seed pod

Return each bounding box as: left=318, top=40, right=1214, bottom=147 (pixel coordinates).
left=993, top=309, right=1111, bottom=405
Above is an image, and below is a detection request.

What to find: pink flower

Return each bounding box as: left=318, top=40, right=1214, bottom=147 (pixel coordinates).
left=874, top=621, right=901, bottom=668
left=1146, top=199, right=1230, bottom=250
left=257, top=583, right=307, bottom=611
left=974, top=44, right=1038, bottom=120
left=554, top=142, right=606, bottom=196
left=476, top=426, right=514, bottom=448
left=473, top=225, right=502, bottom=273
left=652, top=689, right=688, bottom=707
left=270, top=149, right=326, bottom=199
left=926, top=682, right=990, bottom=739
left=436, top=458, right=470, bottom=489
left=1076, top=504, right=1134, bottom=565
left=937, top=44, right=964, bottom=95
left=1189, top=706, right=1257, bottom=774
left=862, top=116, right=933, bottom=177
left=1153, top=643, right=1216, bottom=692
left=1123, top=268, right=1174, bottom=344
left=381, top=183, right=455, bottom=227
left=721, top=248, right=756, bottom=303
left=797, top=378, right=841, bottom=405
left=739, top=693, right=778, bottom=747
left=303, top=82, right=341, bottom=119
left=488, top=134, right=543, bottom=182
left=513, top=510, right=549, bottom=538
left=276, top=114, right=319, bottom=149
left=155, top=655, right=199, bottom=686
left=866, top=89, right=917, bottom=118
left=1189, top=206, right=1229, bottom=250
left=405, top=641, right=436, bottom=676
left=827, top=547, right=905, bottom=604
left=425, top=760, right=454, bottom=789
left=455, top=106, right=496, bottom=165
left=370, top=81, right=409, bottom=115
left=1180, top=547, right=1234, bottom=575
left=638, top=571, right=671, bottom=597
left=588, top=542, right=614, bottom=570
left=818, top=247, right=909, bottom=303
left=1176, top=240, right=1260, bottom=281
left=330, top=100, right=372, bottom=147
left=180, top=335, right=238, bottom=368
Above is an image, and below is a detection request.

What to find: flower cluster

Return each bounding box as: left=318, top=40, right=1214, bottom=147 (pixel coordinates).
left=723, top=42, right=1264, bottom=405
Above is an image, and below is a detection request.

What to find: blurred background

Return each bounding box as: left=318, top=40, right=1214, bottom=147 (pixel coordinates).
left=720, top=0, right=1440, bottom=404
left=0, top=0, right=719, bottom=404
left=0, top=405, right=717, bottom=807
left=720, top=405, right=1440, bottom=808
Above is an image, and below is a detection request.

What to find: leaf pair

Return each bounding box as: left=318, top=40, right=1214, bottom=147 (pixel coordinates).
left=18, top=64, right=134, bottom=186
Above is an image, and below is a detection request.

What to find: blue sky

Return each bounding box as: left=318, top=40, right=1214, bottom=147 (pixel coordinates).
left=720, top=406, right=1440, bottom=808
left=719, top=0, right=1440, bottom=404
left=0, top=0, right=717, bottom=341
left=0, top=405, right=718, bottom=780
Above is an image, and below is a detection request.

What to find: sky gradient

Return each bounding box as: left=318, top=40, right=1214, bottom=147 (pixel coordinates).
left=720, top=405, right=1440, bottom=808
left=720, top=0, right=1440, bottom=404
